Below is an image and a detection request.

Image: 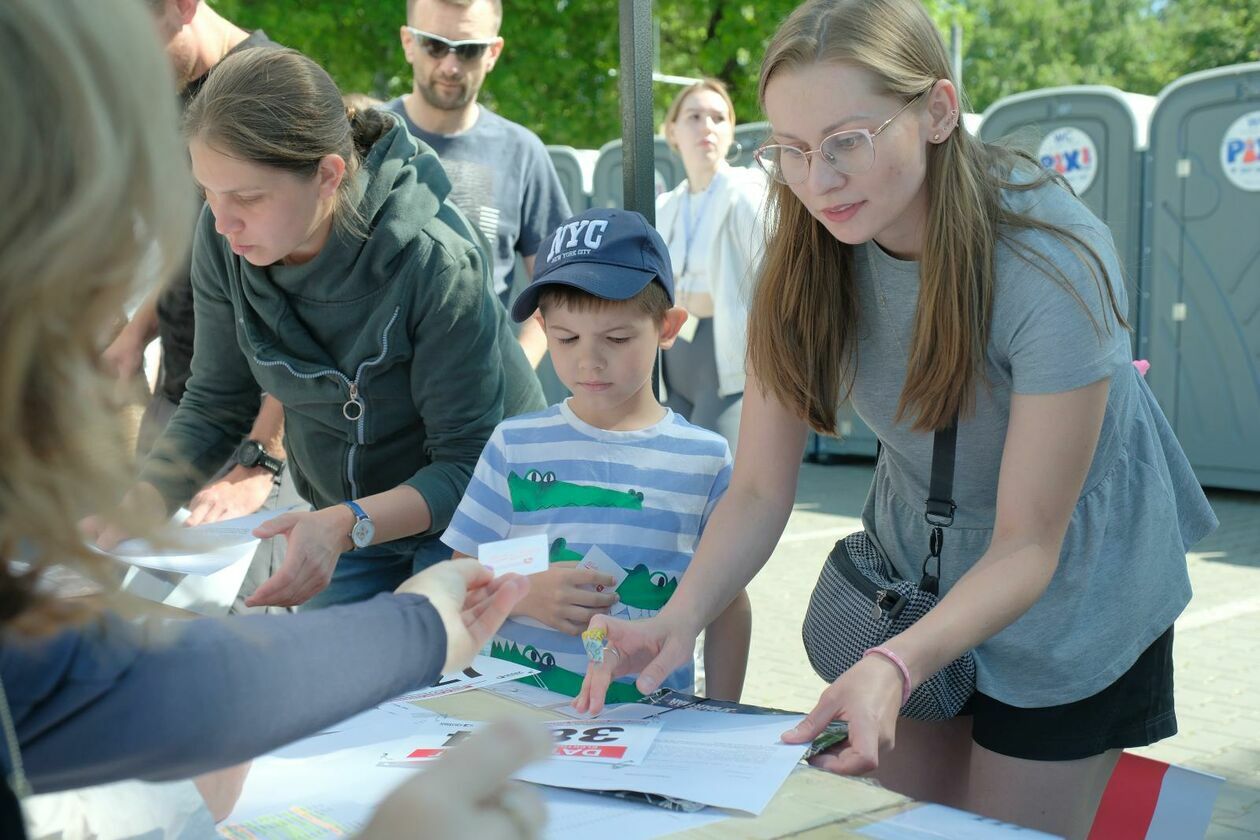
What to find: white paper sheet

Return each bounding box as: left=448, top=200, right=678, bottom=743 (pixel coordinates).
left=381, top=656, right=539, bottom=710
left=105, top=506, right=298, bottom=564
left=516, top=708, right=808, bottom=815
left=857, top=803, right=1062, bottom=839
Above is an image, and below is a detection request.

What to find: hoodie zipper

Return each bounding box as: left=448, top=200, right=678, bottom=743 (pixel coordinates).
left=254, top=307, right=401, bottom=499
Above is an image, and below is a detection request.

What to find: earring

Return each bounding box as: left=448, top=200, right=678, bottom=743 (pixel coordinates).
left=933, top=133, right=941, bottom=142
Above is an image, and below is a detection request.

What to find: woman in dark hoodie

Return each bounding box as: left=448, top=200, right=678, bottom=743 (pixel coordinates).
left=89, top=47, right=545, bottom=608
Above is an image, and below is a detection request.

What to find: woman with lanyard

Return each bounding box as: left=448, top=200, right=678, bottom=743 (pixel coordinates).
left=578, top=0, right=1216, bottom=835
left=656, top=79, right=767, bottom=454
left=85, top=46, right=545, bottom=609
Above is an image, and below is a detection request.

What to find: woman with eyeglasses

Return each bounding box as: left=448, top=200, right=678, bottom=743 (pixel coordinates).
left=655, top=79, right=768, bottom=456
left=83, top=45, right=546, bottom=609
left=575, top=0, right=1215, bottom=835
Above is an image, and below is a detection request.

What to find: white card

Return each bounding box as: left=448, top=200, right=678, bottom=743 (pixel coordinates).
left=577, top=546, right=627, bottom=593
left=479, top=534, right=549, bottom=578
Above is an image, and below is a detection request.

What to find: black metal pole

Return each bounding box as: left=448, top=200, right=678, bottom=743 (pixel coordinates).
left=619, top=0, right=655, bottom=224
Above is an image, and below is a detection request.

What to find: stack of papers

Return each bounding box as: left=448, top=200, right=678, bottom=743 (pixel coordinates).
left=516, top=707, right=807, bottom=815
left=380, top=656, right=539, bottom=712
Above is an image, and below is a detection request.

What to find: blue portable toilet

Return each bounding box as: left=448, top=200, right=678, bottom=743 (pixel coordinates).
left=545, top=145, right=593, bottom=213
left=1142, top=62, right=1260, bottom=491
left=981, top=86, right=1155, bottom=340
left=590, top=137, right=685, bottom=209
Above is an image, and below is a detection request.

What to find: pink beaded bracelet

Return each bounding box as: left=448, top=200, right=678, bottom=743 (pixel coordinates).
left=864, top=646, right=912, bottom=707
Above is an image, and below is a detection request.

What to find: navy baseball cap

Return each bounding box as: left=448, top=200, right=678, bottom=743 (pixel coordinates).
left=509, top=208, right=674, bottom=322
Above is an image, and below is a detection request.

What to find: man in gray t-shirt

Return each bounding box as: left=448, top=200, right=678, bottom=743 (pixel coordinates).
left=388, top=0, right=571, bottom=370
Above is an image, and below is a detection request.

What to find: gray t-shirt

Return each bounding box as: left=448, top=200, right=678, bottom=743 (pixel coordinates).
left=850, top=175, right=1217, bottom=706
left=386, top=99, right=571, bottom=297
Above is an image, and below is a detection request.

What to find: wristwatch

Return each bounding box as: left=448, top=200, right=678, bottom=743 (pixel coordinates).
left=341, top=500, right=375, bottom=549
left=234, top=438, right=285, bottom=476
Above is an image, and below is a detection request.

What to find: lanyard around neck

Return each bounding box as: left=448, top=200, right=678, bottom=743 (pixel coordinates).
left=679, top=173, right=721, bottom=277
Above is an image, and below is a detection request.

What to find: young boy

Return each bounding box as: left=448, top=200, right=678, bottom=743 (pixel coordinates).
left=441, top=208, right=751, bottom=703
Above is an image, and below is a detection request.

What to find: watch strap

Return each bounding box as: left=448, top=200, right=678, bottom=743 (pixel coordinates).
left=342, top=500, right=369, bottom=523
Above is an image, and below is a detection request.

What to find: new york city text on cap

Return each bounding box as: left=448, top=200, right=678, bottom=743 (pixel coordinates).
left=510, top=208, right=674, bottom=322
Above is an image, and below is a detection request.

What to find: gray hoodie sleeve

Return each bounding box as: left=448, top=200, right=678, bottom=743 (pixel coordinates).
left=0, top=592, right=446, bottom=793
left=140, top=210, right=263, bottom=510
left=403, top=234, right=515, bottom=533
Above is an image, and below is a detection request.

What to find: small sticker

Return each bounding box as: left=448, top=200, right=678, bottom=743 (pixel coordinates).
left=1221, top=110, right=1260, bottom=192
left=1038, top=126, right=1099, bottom=194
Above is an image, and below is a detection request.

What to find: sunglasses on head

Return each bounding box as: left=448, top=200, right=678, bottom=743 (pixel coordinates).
left=405, top=27, right=497, bottom=61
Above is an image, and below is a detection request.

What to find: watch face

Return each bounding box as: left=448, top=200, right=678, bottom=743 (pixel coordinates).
left=236, top=440, right=262, bottom=468
left=351, top=518, right=375, bottom=549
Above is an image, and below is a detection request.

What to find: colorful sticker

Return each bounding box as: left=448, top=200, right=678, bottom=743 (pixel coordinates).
left=1221, top=110, right=1260, bottom=192
left=1038, top=126, right=1099, bottom=194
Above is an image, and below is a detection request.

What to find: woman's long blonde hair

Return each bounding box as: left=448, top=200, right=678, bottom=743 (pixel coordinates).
left=748, top=0, right=1126, bottom=434
left=0, top=0, right=193, bottom=633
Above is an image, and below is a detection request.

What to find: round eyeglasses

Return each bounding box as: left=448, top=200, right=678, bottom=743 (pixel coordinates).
left=754, top=88, right=931, bottom=185
left=405, top=27, right=497, bottom=62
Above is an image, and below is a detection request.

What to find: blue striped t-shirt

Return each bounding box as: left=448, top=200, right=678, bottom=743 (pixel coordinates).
left=441, top=401, right=732, bottom=700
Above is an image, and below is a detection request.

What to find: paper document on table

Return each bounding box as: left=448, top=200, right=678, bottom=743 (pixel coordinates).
left=516, top=707, right=809, bottom=815
left=858, top=802, right=1062, bottom=838
left=380, top=656, right=539, bottom=710
left=378, top=717, right=662, bottom=767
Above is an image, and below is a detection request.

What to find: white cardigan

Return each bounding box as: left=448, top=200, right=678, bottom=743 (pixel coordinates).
left=655, top=165, right=768, bottom=397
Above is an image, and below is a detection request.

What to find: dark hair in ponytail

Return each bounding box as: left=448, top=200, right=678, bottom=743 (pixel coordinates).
left=184, top=48, right=392, bottom=239
left=348, top=105, right=392, bottom=161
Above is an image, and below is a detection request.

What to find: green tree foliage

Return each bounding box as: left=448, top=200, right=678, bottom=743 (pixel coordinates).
left=209, top=0, right=1260, bottom=150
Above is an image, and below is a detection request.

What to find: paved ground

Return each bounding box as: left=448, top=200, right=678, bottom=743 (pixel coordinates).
left=737, top=458, right=1260, bottom=838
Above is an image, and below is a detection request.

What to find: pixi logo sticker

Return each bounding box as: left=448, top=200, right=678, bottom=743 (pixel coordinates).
left=1039, top=126, right=1099, bottom=194
left=1221, top=110, right=1260, bottom=192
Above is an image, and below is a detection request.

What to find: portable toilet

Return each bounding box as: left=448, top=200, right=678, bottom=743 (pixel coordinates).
left=590, top=137, right=685, bottom=209
left=1142, top=62, right=1260, bottom=491
left=732, top=121, right=771, bottom=169
left=545, top=145, right=592, bottom=213
left=981, top=86, right=1155, bottom=340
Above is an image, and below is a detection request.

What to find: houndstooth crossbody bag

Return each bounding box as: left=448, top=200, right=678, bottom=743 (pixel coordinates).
left=801, top=420, right=976, bottom=720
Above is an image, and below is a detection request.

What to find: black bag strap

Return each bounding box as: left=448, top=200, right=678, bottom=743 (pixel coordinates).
left=925, top=419, right=958, bottom=528
left=871, top=419, right=958, bottom=595
left=918, top=415, right=958, bottom=595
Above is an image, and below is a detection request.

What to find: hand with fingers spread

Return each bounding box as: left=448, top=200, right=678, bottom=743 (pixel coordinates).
left=245, top=507, right=352, bottom=607
left=359, top=719, right=549, bottom=840
left=396, top=557, right=530, bottom=673
left=79, top=481, right=168, bottom=551
left=184, top=467, right=274, bottom=527
left=780, top=654, right=905, bottom=776
left=513, top=561, right=620, bottom=635
left=572, top=610, right=700, bottom=716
